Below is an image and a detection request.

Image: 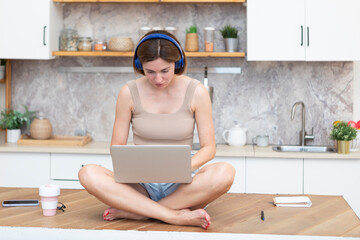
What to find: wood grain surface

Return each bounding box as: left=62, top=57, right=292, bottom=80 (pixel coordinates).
left=0, top=187, right=359, bottom=237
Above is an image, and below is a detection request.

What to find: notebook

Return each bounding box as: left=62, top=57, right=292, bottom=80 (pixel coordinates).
left=273, top=196, right=312, bottom=207
left=110, top=145, right=192, bottom=183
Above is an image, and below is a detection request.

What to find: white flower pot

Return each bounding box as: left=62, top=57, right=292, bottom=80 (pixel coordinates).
left=7, top=129, right=21, bottom=143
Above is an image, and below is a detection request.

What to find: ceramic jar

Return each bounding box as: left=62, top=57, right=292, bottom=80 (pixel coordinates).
left=30, top=118, right=53, bottom=140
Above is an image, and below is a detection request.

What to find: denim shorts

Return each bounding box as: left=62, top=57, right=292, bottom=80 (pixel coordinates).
left=140, top=166, right=198, bottom=202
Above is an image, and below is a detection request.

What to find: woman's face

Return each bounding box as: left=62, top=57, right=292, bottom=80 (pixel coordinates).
left=142, top=58, right=175, bottom=89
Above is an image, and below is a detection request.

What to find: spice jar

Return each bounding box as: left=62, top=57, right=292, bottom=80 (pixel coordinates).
left=94, top=40, right=107, bottom=51
left=59, top=29, right=79, bottom=51
left=78, top=37, right=92, bottom=51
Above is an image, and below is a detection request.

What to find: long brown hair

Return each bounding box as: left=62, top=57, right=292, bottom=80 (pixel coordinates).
left=133, top=30, right=187, bottom=75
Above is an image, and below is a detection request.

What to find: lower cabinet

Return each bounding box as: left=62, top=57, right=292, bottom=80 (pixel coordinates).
left=0, top=152, right=50, bottom=188
left=50, top=153, right=112, bottom=189
left=246, top=157, right=303, bottom=194
left=304, top=158, right=360, bottom=217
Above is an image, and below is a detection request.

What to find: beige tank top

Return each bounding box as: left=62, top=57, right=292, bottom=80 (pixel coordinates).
left=127, top=78, right=200, bottom=147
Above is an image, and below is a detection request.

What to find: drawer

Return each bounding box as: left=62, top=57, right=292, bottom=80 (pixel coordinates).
left=50, top=153, right=112, bottom=180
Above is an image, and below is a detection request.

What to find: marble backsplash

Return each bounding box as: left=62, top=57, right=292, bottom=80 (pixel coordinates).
left=10, top=3, right=353, bottom=145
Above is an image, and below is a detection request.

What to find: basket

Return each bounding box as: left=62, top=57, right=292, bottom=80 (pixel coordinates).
left=108, top=37, right=134, bottom=51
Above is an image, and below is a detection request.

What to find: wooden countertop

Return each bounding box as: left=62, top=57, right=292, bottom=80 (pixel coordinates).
left=0, top=187, right=359, bottom=237
left=0, top=142, right=359, bottom=159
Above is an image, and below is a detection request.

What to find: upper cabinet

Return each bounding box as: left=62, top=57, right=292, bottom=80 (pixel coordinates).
left=247, top=0, right=359, bottom=61
left=0, top=0, right=62, bottom=60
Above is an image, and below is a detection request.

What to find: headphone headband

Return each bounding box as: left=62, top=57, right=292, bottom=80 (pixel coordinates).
left=134, top=33, right=185, bottom=71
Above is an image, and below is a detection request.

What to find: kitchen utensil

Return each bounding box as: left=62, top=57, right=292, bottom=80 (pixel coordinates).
left=253, top=135, right=269, bottom=147
left=223, top=122, right=247, bottom=147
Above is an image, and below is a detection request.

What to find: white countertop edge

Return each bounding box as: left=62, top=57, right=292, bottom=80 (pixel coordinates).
left=0, top=142, right=359, bottom=159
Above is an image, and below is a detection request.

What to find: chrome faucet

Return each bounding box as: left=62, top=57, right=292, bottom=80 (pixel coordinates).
left=290, top=101, right=314, bottom=146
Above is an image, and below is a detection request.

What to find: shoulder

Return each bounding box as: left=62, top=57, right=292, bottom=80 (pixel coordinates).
left=189, top=79, right=211, bottom=111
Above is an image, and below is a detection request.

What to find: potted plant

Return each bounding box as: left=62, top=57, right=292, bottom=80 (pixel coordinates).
left=330, top=121, right=357, bottom=154
left=0, top=106, right=37, bottom=143
left=220, top=25, right=238, bottom=52
left=185, top=25, right=198, bottom=52
left=0, top=59, right=6, bottom=80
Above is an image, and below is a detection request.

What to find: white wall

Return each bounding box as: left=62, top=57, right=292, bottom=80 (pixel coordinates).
left=354, top=62, right=360, bottom=120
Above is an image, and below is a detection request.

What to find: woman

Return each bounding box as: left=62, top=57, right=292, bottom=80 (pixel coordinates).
left=78, top=31, right=235, bottom=229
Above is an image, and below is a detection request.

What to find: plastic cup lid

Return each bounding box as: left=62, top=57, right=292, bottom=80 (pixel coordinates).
left=39, top=184, right=60, bottom=197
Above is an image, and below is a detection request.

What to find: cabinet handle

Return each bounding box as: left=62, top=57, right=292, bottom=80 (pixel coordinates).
left=43, top=26, right=47, bottom=46
left=307, top=26, right=309, bottom=47
left=300, top=25, right=303, bottom=46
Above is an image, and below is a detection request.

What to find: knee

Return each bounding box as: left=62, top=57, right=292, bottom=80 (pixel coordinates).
left=78, top=164, right=100, bottom=189
left=208, top=162, right=236, bottom=192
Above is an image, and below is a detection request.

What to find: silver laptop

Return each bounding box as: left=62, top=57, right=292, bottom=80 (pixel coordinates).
left=110, top=145, right=192, bottom=183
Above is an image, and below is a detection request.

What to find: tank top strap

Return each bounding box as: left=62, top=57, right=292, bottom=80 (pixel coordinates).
left=181, top=79, right=200, bottom=112
left=126, top=80, right=144, bottom=113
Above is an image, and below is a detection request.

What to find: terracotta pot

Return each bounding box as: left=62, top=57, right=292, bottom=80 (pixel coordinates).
left=30, top=118, right=53, bottom=140
left=337, top=140, right=350, bottom=154
left=185, top=33, right=198, bottom=52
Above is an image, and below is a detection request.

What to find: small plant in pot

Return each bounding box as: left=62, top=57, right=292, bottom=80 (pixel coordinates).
left=220, top=25, right=238, bottom=52
left=185, top=25, right=199, bottom=52
left=330, top=121, right=357, bottom=154
left=0, top=59, right=6, bottom=80
left=0, top=106, right=38, bottom=143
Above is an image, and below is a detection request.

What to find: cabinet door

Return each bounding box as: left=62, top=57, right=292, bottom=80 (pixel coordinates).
left=247, top=0, right=305, bottom=61
left=304, top=158, right=360, bottom=218
left=0, top=153, right=50, bottom=188
left=0, top=0, right=62, bottom=59
left=50, top=153, right=113, bottom=181
left=305, top=0, right=357, bottom=61
left=246, top=157, right=303, bottom=194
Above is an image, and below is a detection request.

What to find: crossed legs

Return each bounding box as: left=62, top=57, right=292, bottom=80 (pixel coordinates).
left=78, top=162, right=235, bottom=229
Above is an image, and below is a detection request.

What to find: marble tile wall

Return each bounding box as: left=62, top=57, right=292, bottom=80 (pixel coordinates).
left=11, top=3, right=353, bottom=145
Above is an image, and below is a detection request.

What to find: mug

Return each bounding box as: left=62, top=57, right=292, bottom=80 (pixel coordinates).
left=253, top=135, right=269, bottom=147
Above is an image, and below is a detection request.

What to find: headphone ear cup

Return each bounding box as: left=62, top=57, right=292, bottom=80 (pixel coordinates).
left=134, top=57, right=143, bottom=70
left=175, top=58, right=184, bottom=69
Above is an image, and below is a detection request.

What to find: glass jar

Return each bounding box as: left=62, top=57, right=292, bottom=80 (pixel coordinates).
left=204, top=27, right=215, bottom=52
left=78, top=37, right=92, bottom=51
left=94, top=39, right=107, bottom=51
left=59, top=29, right=79, bottom=51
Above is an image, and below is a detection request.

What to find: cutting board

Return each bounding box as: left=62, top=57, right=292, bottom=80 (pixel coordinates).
left=17, top=135, right=92, bottom=146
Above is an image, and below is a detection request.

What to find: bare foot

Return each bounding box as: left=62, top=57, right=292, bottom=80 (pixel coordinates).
left=173, top=209, right=211, bottom=229
left=103, top=208, right=148, bottom=221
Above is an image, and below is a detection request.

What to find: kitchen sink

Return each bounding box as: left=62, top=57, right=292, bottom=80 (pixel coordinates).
left=272, top=145, right=336, bottom=153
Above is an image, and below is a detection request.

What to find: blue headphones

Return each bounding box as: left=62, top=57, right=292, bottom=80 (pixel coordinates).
left=134, top=33, right=185, bottom=71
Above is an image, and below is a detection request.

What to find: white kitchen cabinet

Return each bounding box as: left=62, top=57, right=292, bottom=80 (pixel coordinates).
left=304, top=158, right=360, bottom=218
left=247, top=0, right=358, bottom=61
left=0, top=153, right=50, bottom=188
left=208, top=157, right=246, bottom=193
left=50, top=153, right=112, bottom=189
left=246, top=157, right=303, bottom=194
left=0, top=0, right=62, bottom=60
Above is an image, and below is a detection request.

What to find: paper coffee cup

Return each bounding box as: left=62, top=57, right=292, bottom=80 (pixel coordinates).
left=39, top=184, right=60, bottom=216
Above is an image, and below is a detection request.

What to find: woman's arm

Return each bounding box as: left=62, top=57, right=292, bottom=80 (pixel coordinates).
left=190, top=83, right=216, bottom=170
left=111, top=84, right=133, bottom=146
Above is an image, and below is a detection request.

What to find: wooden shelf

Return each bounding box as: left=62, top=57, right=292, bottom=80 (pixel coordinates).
left=53, top=51, right=245, bottom=57
left=53, top=0, right=245, bottom=3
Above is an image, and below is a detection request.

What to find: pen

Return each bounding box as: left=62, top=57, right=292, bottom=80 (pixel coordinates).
left=261, top=210, right=265, bottom=221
